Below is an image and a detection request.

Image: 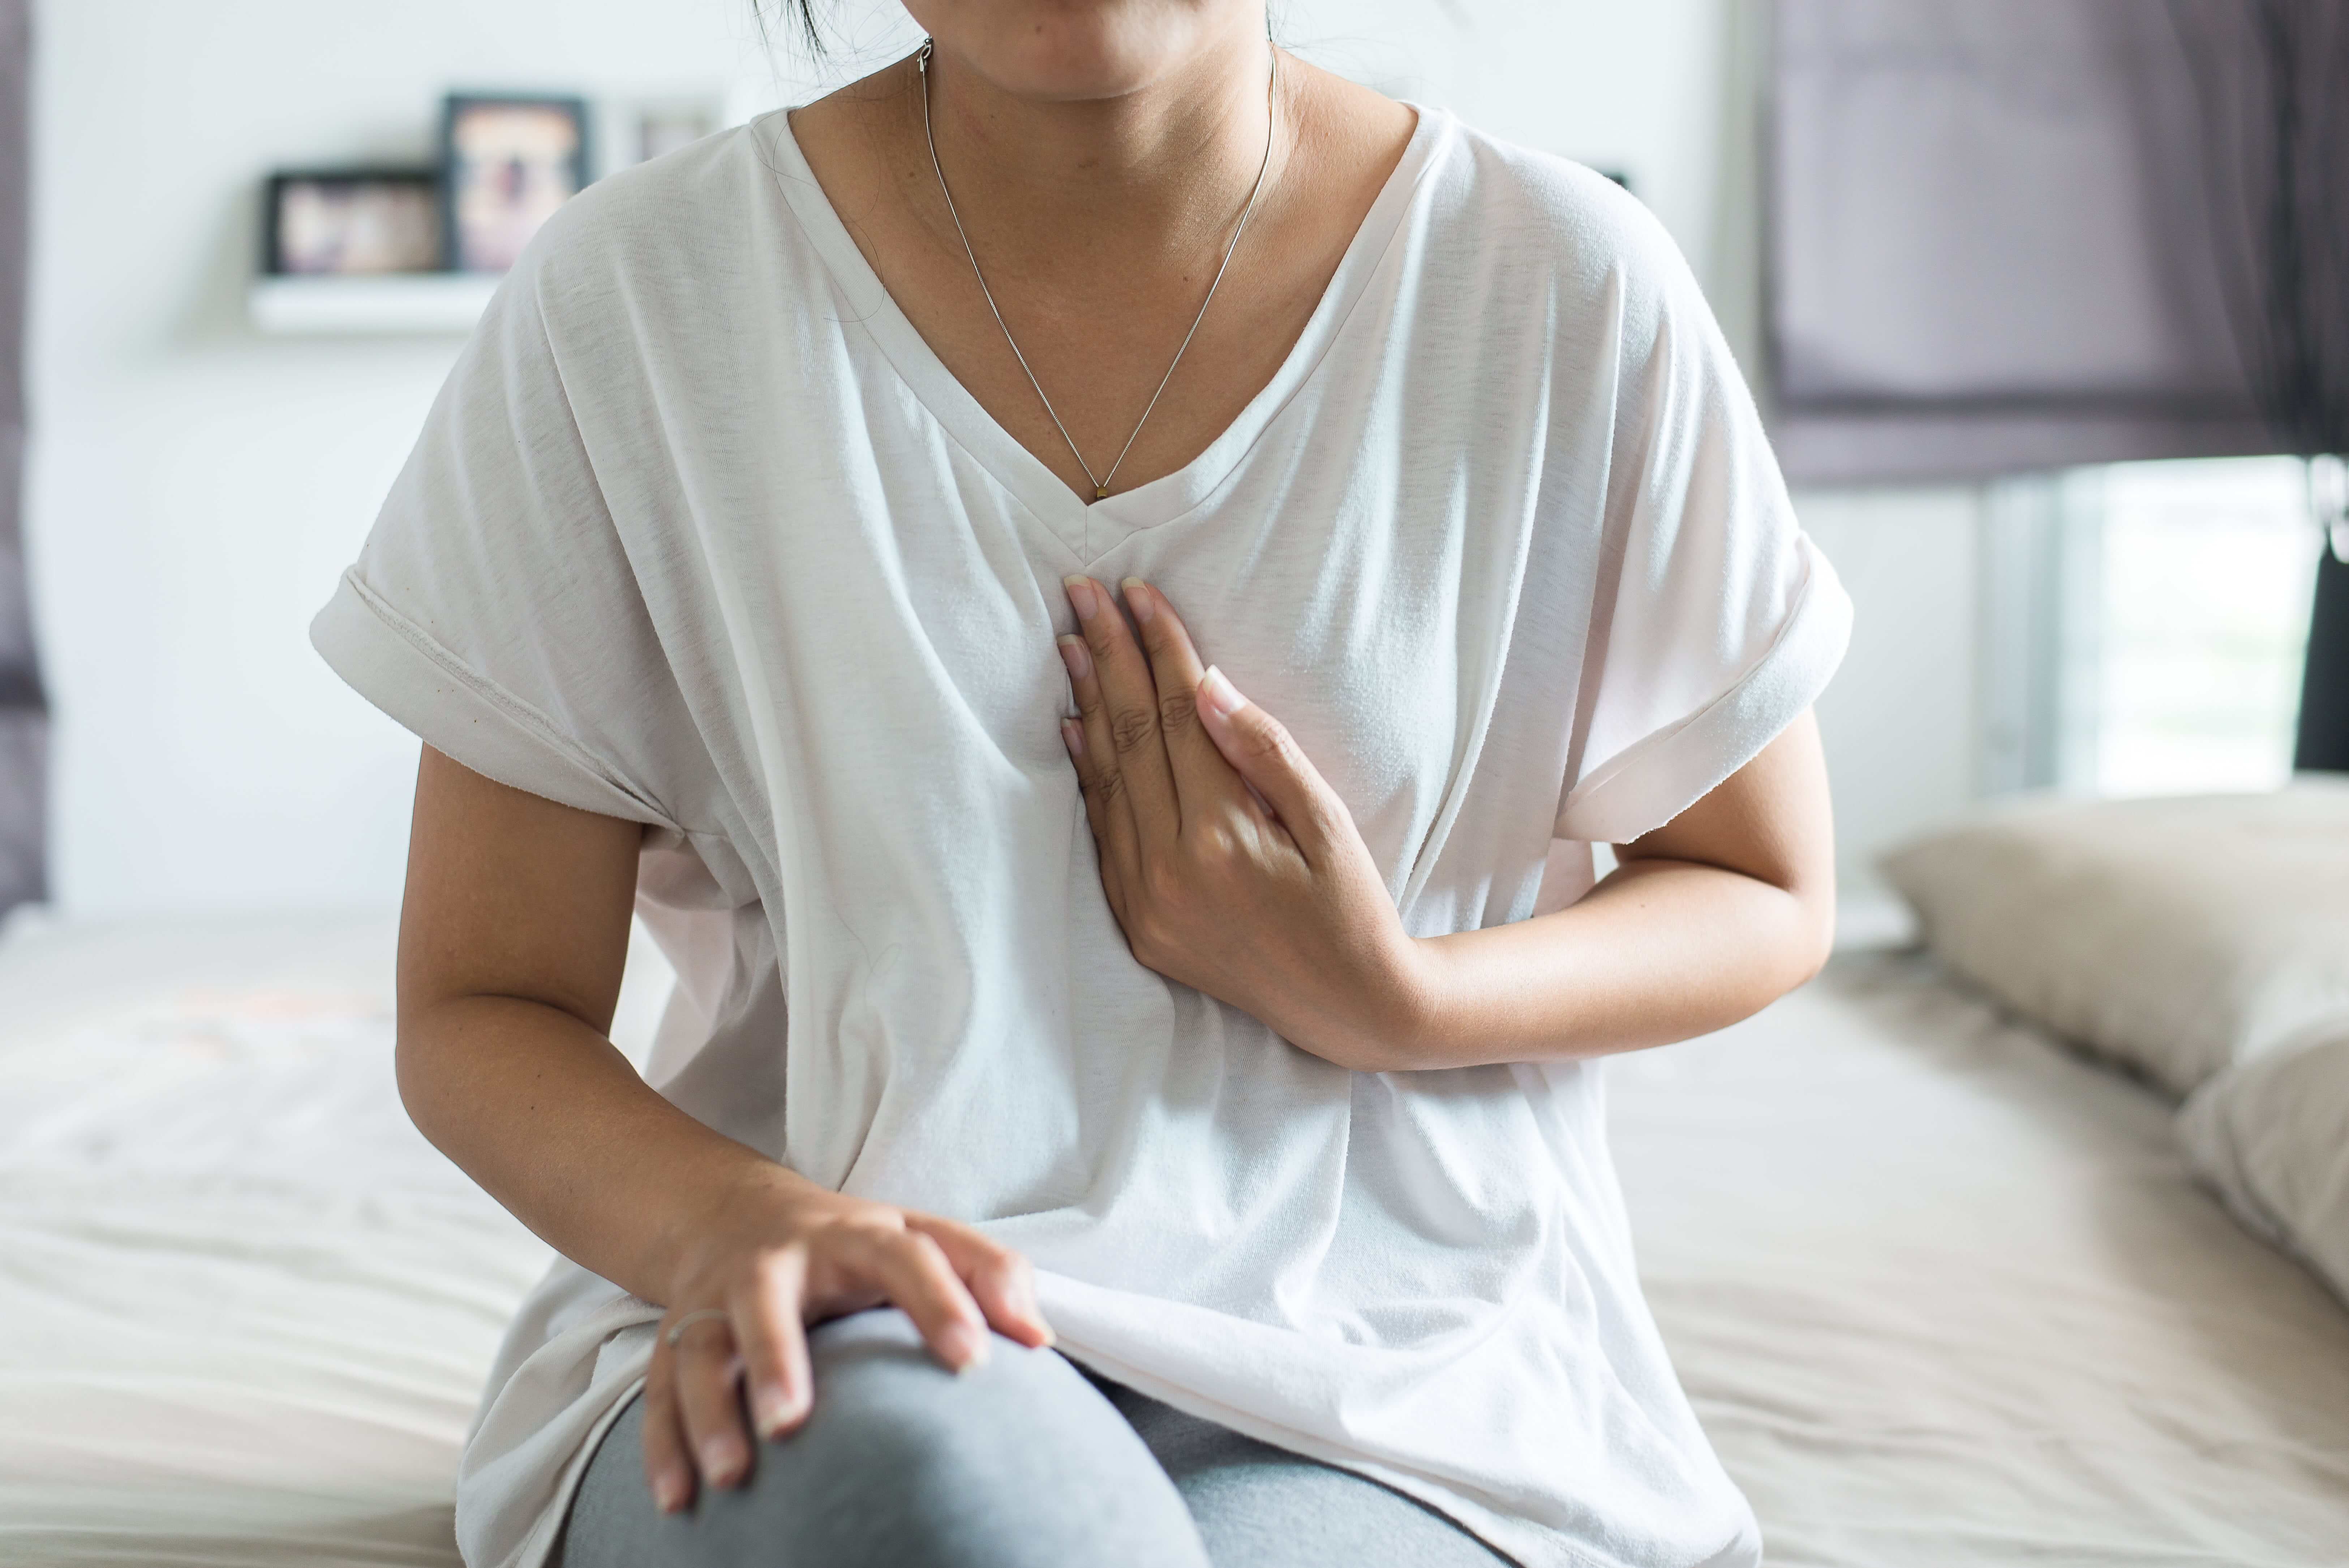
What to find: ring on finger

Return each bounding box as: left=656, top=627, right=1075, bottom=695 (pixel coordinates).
left=664, top=1307, right=732, bottom=1349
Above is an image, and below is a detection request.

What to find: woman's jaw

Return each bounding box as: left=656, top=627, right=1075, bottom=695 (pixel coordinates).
left=900, top=0, right=1269, bottom=104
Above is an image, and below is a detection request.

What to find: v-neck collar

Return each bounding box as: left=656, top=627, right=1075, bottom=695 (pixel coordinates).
left=763, top=99, right=1448, bottom=563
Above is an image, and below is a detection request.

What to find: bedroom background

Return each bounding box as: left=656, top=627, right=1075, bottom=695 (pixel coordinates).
left=11, top=0, right=2336, bottom=929
left=0, top=0, right=2057, bottom=925
left=4, top=3, right=2346, bottom=1567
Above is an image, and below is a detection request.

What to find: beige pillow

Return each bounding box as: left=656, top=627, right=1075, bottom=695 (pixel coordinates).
left=2180, top=1030, right=2349, bottom=1308
left=1881, top=781, right=2349, bottom=1095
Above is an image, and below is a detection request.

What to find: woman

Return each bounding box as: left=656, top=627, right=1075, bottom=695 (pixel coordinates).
left=314, top=3, right=1848, bottom=1565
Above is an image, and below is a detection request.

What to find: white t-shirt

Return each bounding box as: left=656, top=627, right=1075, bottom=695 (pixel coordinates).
left=314, top=103, right=1848, bottom=1568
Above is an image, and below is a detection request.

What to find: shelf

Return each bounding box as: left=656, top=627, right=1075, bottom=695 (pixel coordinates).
left=248, top=272, right=501, bottom=336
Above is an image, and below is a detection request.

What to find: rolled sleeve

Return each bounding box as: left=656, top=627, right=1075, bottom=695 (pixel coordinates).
left=312, top=569, right=676, bottom=829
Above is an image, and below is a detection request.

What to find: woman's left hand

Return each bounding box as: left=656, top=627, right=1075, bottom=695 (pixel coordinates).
left=1055, top=575, right=1432, bottom=1072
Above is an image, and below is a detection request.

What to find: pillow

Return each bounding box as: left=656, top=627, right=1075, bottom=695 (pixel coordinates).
left=2179, top=1029, right=2349, bottom=1308
left=1880, top=781, right=2349, bottom=1095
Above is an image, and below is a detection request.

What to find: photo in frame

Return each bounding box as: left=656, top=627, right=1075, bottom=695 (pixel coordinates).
left=439, top=93, right=591, bottom=272
left=262, top=168, right=442, bottom=276
left=631, top=100, right=720, bottom=165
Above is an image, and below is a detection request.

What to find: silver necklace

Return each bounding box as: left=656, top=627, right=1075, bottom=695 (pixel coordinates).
left=917, top=38, right=1280, bottom=502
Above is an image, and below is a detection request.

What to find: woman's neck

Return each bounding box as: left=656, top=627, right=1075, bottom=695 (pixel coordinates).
left=916, top=20, right=1277, bottom=269
left=784, top=21, right=1415, bottom=500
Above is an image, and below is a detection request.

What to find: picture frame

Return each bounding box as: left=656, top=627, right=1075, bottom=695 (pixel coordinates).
left=439, top=93, right=592, bottom=273
left=261, top=167, right=442, bottom=277
left=627, top=98, right=721, bottom=168
left=588, top=91, right=726, bottom=181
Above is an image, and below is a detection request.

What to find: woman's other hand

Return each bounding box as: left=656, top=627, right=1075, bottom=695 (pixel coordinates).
left=643, top=1173, right=1054, bottom=1512
left=1056, top=576, right=1430, bottom=1071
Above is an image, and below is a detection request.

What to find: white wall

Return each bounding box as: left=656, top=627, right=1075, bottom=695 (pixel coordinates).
left=27, top=0, right=1975, bottom=915
left=1797, top=486, right=1985, bottom=889
left=29, top=0, right=765, bottom=914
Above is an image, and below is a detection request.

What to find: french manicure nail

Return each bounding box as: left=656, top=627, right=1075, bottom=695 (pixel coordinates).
left=1121, top=577, right=1155, bottom=623
left=943, top=1322, right=990, bottom=1372
left=1060, top=718, right=1085, bottom=759
left=1064, top=576, right=1100, bottom=620
left=750, top=1383, right=793, bottom=1440
left=1199, top=666, right=1245, bottom=719
left=1057, top=635, right=1091, bottom=681
left=655, top=1474, right=688, bottom=1513
left=701, top=1437, right=742, bottom=1483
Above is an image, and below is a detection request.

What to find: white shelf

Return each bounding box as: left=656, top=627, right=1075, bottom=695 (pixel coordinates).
left=248, top=273, right=500, bottom=336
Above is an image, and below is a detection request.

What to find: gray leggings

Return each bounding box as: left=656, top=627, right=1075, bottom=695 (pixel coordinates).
left=559, top=1309, right=1513, bottom=1568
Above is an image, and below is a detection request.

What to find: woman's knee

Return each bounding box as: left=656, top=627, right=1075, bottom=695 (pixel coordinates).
left=760, top=1309, right=1204, bottom=1567
left=568, top=1309, right=1208, bottom=1568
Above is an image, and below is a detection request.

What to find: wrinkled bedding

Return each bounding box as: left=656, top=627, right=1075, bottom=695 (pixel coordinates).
left=0, top=911, right=669, bottom=1568
left=3, top=919, right=2345, bottom=1567
left=1612, top=951, right=2349, bottom=1567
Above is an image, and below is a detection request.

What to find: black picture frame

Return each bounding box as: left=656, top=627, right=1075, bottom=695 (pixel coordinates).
left=439, top=93, right=593, bottom=273
left=260, top=166, right=442, bottom=277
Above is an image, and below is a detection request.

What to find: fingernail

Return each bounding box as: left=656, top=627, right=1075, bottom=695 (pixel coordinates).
left=1120, top=577, right=1155, bottom=623
left=942, top=1321, right=990, bottom=1372
left=1056, top=634, right=1091, bottom=681
left=1198, top=666, right=1245, bottom=720
left=750, top=1382, right=795, bottom=1440
left=1060, top=718, right=1084, bottom=760
left=700, top=1436, right=743, bottom=1484
left=1064, top=576, right=1100, bottom=621
left=655, top=1472, right=689, bottom=1513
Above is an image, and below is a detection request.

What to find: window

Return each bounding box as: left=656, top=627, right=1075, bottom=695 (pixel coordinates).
left=2093, top=458, right=2318, bottom=797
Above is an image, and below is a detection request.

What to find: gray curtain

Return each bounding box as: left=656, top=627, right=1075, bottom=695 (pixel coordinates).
left=2167, top=1, right=2349, bottom=468
left=0, top=0, right=41, bottom=913
left=1767, top=0, right=2276, bottom=484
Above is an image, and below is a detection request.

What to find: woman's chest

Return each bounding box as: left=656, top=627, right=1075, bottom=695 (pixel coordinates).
left=684, top=463, right=1579, bottom=908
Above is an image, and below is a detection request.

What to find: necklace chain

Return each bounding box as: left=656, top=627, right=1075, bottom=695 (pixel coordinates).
left=917, top=38, right=1280, bottom=502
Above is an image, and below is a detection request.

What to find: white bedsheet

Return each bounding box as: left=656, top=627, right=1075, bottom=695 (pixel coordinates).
left=0, top=910, right=671, bottom=1568
left=1611, top=952, right=2349, bottom=1567
left=6, top=916, right=2345, bottom=1567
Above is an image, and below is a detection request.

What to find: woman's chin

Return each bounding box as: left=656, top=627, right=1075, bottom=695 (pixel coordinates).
left=907, top=0, right=1246, bottom=104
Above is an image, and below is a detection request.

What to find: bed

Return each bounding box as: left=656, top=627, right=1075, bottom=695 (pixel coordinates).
left=0, top=909, right=669, bottom=1568
left=1611, top=949, right=2349, bottom=1567
left=3, top=908, right=2345, bottom=1566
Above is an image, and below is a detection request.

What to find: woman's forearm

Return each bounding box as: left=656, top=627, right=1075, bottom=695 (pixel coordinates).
left=398, top=993, right=803, bottom=1308
left=395, top=744, right=816, bottom=1310
left=397, top=747, right=1054, bottom=1507
left=1379, top=713, right=1839, bottom=1073
left=1397, top=855, right=1834, bottom=1071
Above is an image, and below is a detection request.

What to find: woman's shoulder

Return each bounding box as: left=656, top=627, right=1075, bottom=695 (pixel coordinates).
left=1417, top=112, right=1701, bottom=310
left=508, top=116, right=814, bottom=334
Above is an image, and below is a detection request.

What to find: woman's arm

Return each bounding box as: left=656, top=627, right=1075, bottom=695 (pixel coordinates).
left=1055, top=576, right=1835, bottom=1073
left=1409, top=713, right=1834, bottom=1062
left=396, top=747, right=1052, bottom=1513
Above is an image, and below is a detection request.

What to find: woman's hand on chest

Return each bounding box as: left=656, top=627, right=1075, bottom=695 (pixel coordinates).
left=1056, top=575, right=1435, bottom=1072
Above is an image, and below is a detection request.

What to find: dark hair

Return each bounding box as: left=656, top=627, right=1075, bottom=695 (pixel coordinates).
left=752, top=0, right=826, bottom=57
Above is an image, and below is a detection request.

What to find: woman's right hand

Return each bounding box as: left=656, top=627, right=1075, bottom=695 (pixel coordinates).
left=641, top=1165, right=1055, bottom=1512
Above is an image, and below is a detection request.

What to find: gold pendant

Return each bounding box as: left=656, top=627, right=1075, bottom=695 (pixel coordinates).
left=1096, top=485, right=1109, bottom=500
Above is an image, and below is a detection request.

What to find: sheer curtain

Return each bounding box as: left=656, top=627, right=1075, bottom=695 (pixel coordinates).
left=2165, top=0, right=2349, bottom=770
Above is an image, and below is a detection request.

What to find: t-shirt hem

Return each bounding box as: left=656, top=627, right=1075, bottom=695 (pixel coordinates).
left=310, top=568, right=684, bottom=831
left=1556, top=540, right=1851, bottom=844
